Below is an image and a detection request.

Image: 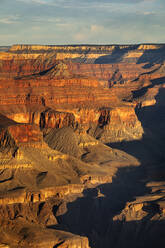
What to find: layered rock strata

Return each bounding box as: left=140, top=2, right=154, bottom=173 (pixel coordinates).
left=0, top=43, right=165, bottom=247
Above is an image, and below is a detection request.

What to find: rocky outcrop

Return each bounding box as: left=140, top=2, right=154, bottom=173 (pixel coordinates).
left=0, top=124, right=44, bottom=154
left=8, top=124, right=43, bottom=145
left=93, top=106, right=143, bottom=143
left=110, top=179, right=165, bottom=248
left=0, top=218, right=89, bottom=248
left=0, top=43, right=165, bottom=248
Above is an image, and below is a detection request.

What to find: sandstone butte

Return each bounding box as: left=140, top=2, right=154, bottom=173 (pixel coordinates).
left=0, top=44, right=165, bottom=248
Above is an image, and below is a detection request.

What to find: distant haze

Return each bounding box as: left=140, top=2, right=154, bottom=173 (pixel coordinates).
left=0, top=0, right=165, bottom=45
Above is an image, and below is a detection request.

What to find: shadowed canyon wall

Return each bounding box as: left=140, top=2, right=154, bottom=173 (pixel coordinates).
left=0, top=44, right=165, bottom=248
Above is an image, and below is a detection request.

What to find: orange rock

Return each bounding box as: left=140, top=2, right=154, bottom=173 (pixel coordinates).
left=8, top=124, right=43, bottom=145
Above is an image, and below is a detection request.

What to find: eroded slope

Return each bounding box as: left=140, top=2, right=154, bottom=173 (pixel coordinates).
left=0, top=44, right=165, bottom=247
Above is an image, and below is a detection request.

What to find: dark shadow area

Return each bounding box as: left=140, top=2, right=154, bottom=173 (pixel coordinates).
left=0, top=114, right=17, bottom=129
left=94, top=45, right=165, bottom=67
left=95, top=47, right=137, bottom=64
left=53, top=241, right=65, bottom=248
left=0, top=175, right=14, bottom=183
left=50, top=165, right=153, bottom=248
left=104, top=219, right=165, bottom=248
left=14, top=64, right=56, bottom=80
left=49, top=87, right=165, bottom=248
left=36, top=171, right=48, bottom=186
left=8, top=186, right=25, bottom=192
left=110, top=87, right=165, bottom=165
left=137, top=45, right=165, bottom=68
left=137, top=87, right=165, bottom=151
left=133, top=76, right=165, bottom=98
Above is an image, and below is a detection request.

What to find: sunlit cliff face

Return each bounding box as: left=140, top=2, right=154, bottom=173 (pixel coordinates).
left=0, top=44, right=165, bottom=248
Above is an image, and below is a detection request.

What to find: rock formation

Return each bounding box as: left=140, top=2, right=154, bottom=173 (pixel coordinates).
left=0, top=44, right=165, bottom=247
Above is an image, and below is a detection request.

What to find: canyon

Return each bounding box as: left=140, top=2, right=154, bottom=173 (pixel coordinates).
left=0, top=44, right=165, bottom=247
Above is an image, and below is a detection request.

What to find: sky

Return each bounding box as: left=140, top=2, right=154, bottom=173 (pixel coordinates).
left=0, top=0, right=165, bottom=45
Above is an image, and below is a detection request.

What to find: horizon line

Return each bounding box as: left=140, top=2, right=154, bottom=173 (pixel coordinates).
left=1, top=42, right=165, bottom=47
